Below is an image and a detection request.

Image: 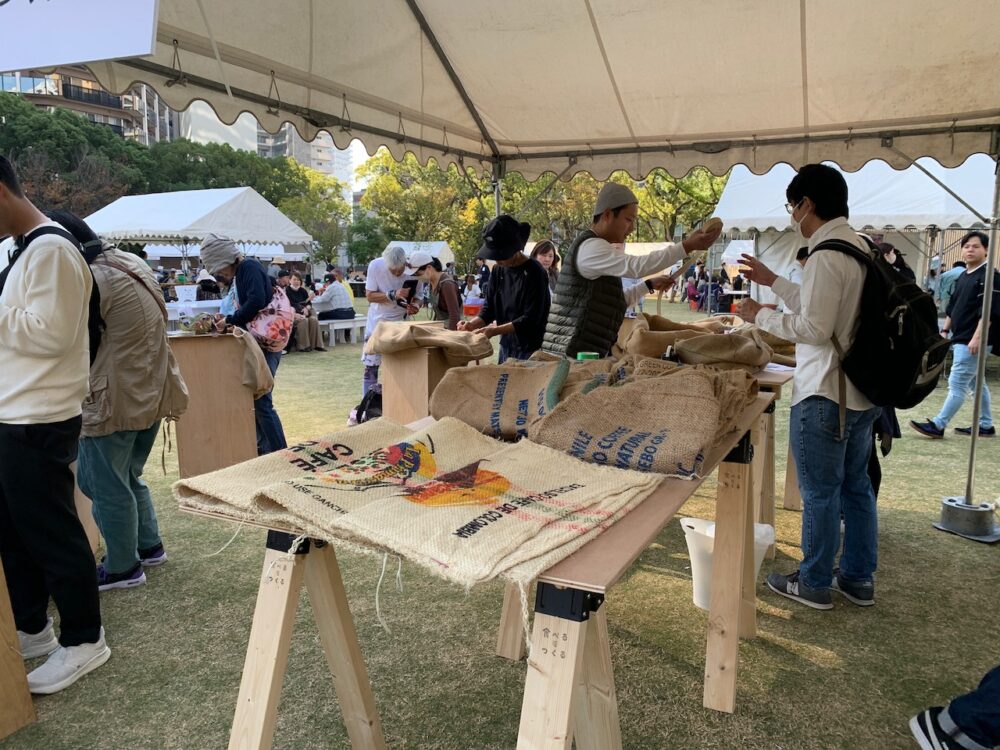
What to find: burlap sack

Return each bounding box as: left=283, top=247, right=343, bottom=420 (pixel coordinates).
left=531, top=368, right=736, bottom=478
left=232, top=327, right=274, bottom=399
left=429, top=360, right=568, bottom=439
left=624, top=327, right=700, bottom=358
left=732, top=323, right=795, bottom=357
left=612, top=315, right=647, bottom=357
left=675, top=330, right=772, bottom=372
left=176, top=417, right=662, bottom=588
left=642, top=312, right=726, bottom=334
left=702, top=366, right=760, bottom=438
left=558, top=358, right=618, bottom=398
left=364, top=321, right=493, bottom=365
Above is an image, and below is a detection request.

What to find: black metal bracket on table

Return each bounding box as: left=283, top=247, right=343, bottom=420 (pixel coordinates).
left=534, top=582, right=605, bottom=622
left=764, top=400, right=776, bottom=414
left=724, top=431, right=754, bottom=465
left=265, top=530, right=317, bottom=555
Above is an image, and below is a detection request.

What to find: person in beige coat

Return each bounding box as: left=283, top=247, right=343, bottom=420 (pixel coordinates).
left=53, top=213, right=190, bottom=593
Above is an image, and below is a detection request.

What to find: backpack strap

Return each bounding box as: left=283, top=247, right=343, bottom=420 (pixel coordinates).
left=811, top=236, right=877, bottom=440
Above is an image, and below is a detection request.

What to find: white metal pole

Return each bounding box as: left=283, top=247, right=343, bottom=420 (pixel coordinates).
left=962, top=159, right=1000, bottom=505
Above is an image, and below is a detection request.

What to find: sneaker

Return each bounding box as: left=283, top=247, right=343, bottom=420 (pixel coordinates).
left=18, top=618, right=59, bottom=659
left=27, top=628, right=110, bottom=695
left=138, top=543, right=168, bottom=568
left=831, top=569, right=875, bottom=607
left=97, top=562, right=146, bottom=591
left=954, top=425, right=997, bottom=437
left=909, top=707, right=958, bottom=750
left=909, top=419, right=945, bottom=439
left=765, top=571, right=833, bottom=610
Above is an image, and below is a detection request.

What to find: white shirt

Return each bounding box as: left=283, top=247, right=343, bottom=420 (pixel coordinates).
left=756, top=217, right=873, bottom=411
left=0, top=224, right=93, bottom=423
left=577, top=237, right=687, bottom=307
left=312, top=279, right=354, bottom=313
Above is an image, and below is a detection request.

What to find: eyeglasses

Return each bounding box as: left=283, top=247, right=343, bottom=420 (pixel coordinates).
left=785, top=199, right=804, bottom=214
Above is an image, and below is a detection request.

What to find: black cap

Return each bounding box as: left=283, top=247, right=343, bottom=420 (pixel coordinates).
left=477, top=215, right=530, bottom=261
left=277, top=269, right=291, bottom=278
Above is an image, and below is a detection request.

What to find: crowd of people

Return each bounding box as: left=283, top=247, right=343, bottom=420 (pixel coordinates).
left=2, top=144, right=998, bottom=747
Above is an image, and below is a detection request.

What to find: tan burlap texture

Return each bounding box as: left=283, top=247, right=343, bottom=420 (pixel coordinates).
left=174, top=417, right=662, bottom=588
left=429, top=360, right=569, bottom=439
left=674, top=330, right=773, bottom=372
left=364, top=321, right=493, bottom=365
left=530, top=367, right=756, bottom=478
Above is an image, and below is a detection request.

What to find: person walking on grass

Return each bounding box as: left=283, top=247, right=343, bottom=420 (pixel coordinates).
left=737, top=163, right=880, bottom=611
left=910, top=663, right=1000, bottom=750
left=0, top=156, right=110, bottom=694
left=910, top=231, right=999, bottom=439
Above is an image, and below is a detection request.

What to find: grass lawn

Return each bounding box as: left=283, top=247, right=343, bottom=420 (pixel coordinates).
left=3, top=298, right=999, bottom=749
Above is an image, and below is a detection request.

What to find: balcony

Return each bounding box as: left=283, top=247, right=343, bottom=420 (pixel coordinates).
left=61, top=83, right=122, bottom=110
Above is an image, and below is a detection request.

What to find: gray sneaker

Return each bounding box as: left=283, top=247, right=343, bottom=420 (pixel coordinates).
left=831, top=569, right=875, bottom=607
left=765, top=571, right=833, bottom=610
left=18, top=617, right=59, bottom=659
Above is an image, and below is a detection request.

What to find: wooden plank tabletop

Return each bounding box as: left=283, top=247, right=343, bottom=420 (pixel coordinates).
left=536, top=392, right=774, bottom=595
left=755, top=368, right=794, bottom=390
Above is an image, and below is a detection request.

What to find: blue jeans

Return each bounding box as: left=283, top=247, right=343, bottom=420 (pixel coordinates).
left=789, top=396, right=880, bottom=589
left=942, top=664, right=1000, bottom=749
left=256, top=350, right=287, bottom=455
left=934, top=343, right=993, bottom=429
left=77, top=421, right=162, bottom=575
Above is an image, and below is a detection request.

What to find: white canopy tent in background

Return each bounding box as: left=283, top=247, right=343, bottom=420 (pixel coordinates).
left=85, top=186, right=313, bottom=267
left=714, top=156, right=996, bottom=304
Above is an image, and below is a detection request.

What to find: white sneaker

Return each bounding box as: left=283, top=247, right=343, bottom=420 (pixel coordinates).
left=27, top=628, right=110, bottom=695
left=18, top=618, right=59, bottom=659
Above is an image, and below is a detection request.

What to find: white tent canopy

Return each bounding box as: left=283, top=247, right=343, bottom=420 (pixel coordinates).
left=142, top=243, right=308, bottom=262
left=90, top=0, right=1000, bottom=181
left=85, top=187, right=313, bottom=251
left=715, top=156, right=995, bottom=233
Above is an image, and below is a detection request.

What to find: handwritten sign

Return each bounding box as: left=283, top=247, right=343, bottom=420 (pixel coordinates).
left=0, top=0, right=159, bottom=72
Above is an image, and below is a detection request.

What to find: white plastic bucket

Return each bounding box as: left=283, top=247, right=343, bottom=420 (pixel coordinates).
left=680, top=517, right=776, bottom=611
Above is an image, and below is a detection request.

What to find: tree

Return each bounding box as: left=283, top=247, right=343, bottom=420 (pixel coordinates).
left=345, top=210, right=387, bottom=268
left=631, top=168, right=728, bottom=242
left=277, top=170, right=350, bottom=266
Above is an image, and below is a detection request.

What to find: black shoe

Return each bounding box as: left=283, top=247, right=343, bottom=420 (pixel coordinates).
left=954, top=425, right=996, bottom=437
left=909, top=707, right=958, bottom=750
left=831, top=568, right=875, bottom=607
left=765, top=571, right=833, bottom=610
left=909, top=419, right=945, bottom=439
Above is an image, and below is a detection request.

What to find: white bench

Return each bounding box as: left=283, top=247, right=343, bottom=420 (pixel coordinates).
left=318, top=315, right=367, bottom=347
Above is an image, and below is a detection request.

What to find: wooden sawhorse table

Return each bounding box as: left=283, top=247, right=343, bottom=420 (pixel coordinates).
left=186, top=393, right=773, bottom=749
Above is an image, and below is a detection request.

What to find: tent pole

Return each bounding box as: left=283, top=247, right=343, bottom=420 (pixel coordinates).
left=961, top=159, right=1000, bottom=506
left=492, top=161, right=503, bottom=218
left=887, top=145, right=989, bottom=223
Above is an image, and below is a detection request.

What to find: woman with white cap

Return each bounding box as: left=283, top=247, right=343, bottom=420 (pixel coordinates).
left=410, top=250, right=461, bottom=330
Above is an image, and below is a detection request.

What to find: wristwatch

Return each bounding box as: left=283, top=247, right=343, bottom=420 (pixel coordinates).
left=387, top=289, right=396, bottom=302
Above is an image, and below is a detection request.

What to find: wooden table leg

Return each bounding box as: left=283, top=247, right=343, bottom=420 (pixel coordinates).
left=517, top=584, right=600, bottom=750
left=497, top=581, right=527, bottom=661
left=572, top=606, right=622, bottom=750
left=750, top=413, right=767, bottom=525
left=229, top=547, right=306, bottom=750
left=782, top=445, right=803, bottom=511
left=0, top=560, right=35, bottom=741
left=704, top=434, right=753, bottom=714
left=760, top=404, right=777, bottom=559
left=304, top=543, right=385, bottom=749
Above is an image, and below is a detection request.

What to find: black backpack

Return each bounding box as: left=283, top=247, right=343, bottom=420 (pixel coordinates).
left=354, top=384, right=382, bottom=424
left=813, top=237, right=949, bottom=425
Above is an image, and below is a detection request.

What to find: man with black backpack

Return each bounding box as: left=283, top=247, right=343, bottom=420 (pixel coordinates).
left=0, top=156, right=110, bottom=692
left=737, top=164, right=881, bottom=611
left=911, top=231, right=999, bottom=439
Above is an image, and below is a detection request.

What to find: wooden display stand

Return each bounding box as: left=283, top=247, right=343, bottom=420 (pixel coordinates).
left=754, top=368, right=796, bottom=558
left=169, top=334, right=258, bottom=478
left=379, top=321, right=456, bottom=424
left=71, top=461, right=101, bottom=555
left=183, top=394, right=773, bottom=748
left=0, top=561, right=36, bottom=741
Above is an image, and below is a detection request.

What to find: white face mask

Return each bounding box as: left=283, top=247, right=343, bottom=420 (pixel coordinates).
left=789, top=201, right=807, bottom=236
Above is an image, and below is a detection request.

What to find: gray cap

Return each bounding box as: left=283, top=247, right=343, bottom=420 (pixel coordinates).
left=594, top=183, right=638, bottom=216
left=200, top=234, right=241, bottom=274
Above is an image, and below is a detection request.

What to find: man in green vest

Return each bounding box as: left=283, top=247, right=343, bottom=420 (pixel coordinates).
left=542, top=183, right=722, bottom=358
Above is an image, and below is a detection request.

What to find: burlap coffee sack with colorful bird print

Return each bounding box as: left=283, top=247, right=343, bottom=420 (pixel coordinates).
left=177, top=417, right=661, bottom=587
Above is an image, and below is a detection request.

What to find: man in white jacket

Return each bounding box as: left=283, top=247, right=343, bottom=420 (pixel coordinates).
left=0, top=156, right=109, bottom=693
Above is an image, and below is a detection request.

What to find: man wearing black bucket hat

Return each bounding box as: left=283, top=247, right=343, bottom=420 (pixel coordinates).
left=542, top=183, right=722, bottom=358
left=458, top=215, right=550, bottom=362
